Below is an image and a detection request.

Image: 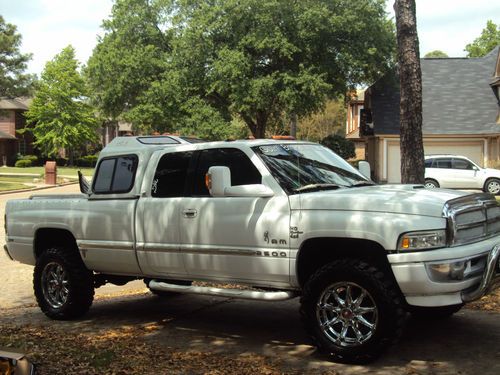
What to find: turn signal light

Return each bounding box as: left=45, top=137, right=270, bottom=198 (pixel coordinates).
left=205, top=173, right=212, bottom=190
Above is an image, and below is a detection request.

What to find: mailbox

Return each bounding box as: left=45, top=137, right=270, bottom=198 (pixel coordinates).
left=45, top=161, right=57, bottom=185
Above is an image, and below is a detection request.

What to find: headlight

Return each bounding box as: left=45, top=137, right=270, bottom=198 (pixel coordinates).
left=397, top=230, right=447, bottom=251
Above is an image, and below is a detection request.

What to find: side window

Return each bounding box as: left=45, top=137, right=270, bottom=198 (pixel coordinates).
left=435, top=158, right=452, bottom=169
left=93, top=155, right=138, bottom=194
left=151, top=152, right=193, bottom=197
left=424, top=159, right=433, bottom=168
left=192, top=148, right=262, bottom=196
left=93, top=159, right=115, bottom=192
left=453, top=158, right=473, bottom=170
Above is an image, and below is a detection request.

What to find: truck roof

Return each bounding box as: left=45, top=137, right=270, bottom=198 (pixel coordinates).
left=100, top=136, right=313, bottom=158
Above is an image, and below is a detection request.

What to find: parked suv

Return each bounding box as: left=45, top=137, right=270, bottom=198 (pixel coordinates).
left=425, top=155, right=500, bottom=194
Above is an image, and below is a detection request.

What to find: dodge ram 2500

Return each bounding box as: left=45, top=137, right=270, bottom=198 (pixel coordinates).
left=5, top=135, right=500, bottom=362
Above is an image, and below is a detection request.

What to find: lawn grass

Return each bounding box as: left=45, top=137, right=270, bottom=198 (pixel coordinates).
left=0, top=181, right=31, bottom=191
left=0, top=173, right=77, bottom=192
left=0, top=175, right=39, bottom=183
left=0, top=166, right=94, bottom=177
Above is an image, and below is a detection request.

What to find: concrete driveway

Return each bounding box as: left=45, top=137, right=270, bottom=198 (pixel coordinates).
left=0, top=185, right=499, bottom=374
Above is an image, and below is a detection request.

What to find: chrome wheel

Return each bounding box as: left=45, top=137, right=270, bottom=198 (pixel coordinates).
left=41, top=262, right=69, bottom=309
left=424, top=180, right=438, bottom=189
left=316, top=282, right=378, bottom=347
left=487, top=179, right=500, bottom=194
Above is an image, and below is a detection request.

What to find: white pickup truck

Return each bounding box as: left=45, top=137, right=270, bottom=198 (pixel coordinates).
left=4, top=136, right=500, bottom=362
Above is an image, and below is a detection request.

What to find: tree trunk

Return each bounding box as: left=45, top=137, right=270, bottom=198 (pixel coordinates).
left=254, top=110, right=267, bottom=138
left=290, top=113, right=297, bottom=138
left=394, top=0, right=425, bottom=184
left=240, top=112, right=266, bottom=138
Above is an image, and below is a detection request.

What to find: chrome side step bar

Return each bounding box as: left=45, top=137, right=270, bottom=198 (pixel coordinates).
left=148, top=280, right=297, bottom=301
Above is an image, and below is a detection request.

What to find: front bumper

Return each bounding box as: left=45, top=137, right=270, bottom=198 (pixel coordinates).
left=461, top=245, right=500, bottom=302
left=389, top=236, right=500, bottom=307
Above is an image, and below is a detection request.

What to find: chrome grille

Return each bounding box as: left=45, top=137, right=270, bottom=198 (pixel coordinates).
left=443, top=193, right=500, bottom=246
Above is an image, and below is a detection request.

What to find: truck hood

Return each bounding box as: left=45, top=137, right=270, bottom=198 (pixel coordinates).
left=295, top=184, right=468, bottom=217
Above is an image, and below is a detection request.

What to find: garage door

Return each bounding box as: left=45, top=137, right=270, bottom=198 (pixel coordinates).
left=386, top=140, right=484, bottom=183
left=424, top=143, right=483, bottom=164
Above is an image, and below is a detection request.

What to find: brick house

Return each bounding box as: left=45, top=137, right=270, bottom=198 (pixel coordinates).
left=346, top=46, right=500, bottom=183
left=0, top=97, right=34, bottom=166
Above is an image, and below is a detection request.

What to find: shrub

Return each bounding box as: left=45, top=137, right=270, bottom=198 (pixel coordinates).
left=22, top=155, right=38, bottom=164
left=15, top=159, right=32, bottom=168
left=76, top=154, right=99, bottom=167
left=320, top=134, right=356, bottom=160
left=55, top=158, right=68, bottom=167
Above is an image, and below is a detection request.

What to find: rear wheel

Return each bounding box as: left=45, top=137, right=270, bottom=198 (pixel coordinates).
left=34, top=247, right=94, bottom=320
left=300, top=259, right=405, bottom=363
left=484, top=178, right=500, bottom=195
left=424, top=179, right=439, bottom=189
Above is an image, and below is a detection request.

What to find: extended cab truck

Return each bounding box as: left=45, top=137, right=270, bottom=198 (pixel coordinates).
left=4, top=136, right=500, bottom=363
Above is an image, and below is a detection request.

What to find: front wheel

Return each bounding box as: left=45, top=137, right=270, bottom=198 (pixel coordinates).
left=484, top=178, right=500, bottom=195
left=34, top=247, right=94, bottom=320
left=424, top=179, right=439, bottom=189
left=300, top=260, right=405, bottom=363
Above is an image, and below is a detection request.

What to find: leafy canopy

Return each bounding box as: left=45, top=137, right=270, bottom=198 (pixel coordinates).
left=25, top=46, right=98, bottom=160
left=0, top=15, right=35, bottom=97
left=424, top=50, right=448, bottom=58
left=297, top=99, right=346, bottom=142
left=87, top=0, right=395, bottom=139
left=465, top=20, right=500, bottom=58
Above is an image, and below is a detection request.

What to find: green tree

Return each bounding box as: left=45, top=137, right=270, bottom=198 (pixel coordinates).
left=0, top=15, right=35, bottom=97
left=424, top=50, right=448, bottom=58
left=320, top=133, right=355, bottom=160
left=85, top=0, right=171, bottom=131
left=465, top=20, right=500, bottom=58
left=87, top=0, right=395, bottom=139
left=25, top=46, right=98, bottom=164
left=297, top=99, right=346, bottom=142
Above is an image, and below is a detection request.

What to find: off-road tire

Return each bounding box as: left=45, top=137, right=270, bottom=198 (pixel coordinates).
left=34, top=247, right=94, bottom=320
left=300, top=259, right=406, bottom=363
left=409, top=304, right=464, bottom=319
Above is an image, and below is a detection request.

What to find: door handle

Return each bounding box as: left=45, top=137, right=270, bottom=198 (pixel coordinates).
left=183, top=209, right=197, bottom=218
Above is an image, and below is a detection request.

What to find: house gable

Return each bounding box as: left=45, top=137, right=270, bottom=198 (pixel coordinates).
left=365, top=46, right=500, bottom=136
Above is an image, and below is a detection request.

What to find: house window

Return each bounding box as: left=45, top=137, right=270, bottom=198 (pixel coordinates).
left=18, top=140, right=27, bottom=155
left=357, top=105, right=363, bottom=128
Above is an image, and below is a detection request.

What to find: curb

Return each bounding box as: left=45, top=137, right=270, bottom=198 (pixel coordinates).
left=0, top=181, right=79, bottom=196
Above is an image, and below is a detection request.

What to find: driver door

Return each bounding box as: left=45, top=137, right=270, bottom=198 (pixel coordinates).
left=180, top=148, right=291, bottom=285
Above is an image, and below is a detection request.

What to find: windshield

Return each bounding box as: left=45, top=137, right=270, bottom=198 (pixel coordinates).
left=253, top=143, right=372, bottom=194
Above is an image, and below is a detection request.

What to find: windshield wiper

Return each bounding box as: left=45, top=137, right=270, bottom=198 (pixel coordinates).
left=350, top=181, right=376, bottom=188
left=294, top=183, right=344, bottom=193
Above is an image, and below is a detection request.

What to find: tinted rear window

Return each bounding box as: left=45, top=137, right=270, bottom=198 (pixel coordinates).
left=93, top=155, right=138, bottom=194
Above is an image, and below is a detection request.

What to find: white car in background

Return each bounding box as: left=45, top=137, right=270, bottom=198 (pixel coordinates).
left=425, top=154, right=500, bottom=194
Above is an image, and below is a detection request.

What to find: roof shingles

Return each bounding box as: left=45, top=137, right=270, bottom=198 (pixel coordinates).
left=369, top=46, right=500, bottom=135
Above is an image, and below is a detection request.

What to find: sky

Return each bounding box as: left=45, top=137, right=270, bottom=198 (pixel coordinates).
left=1, top=0, right=499, bottom=76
